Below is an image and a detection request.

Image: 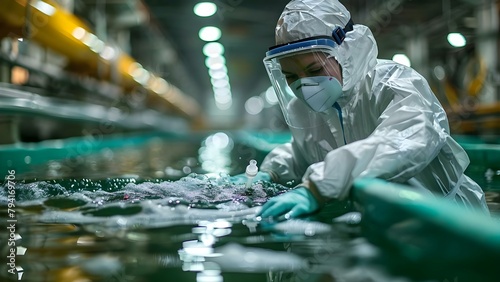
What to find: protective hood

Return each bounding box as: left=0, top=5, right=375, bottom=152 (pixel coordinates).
left=275, top=0, right=378, bottom=92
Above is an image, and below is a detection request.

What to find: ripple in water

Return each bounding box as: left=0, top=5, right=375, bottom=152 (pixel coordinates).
left=0, top=173, right=290, bottom=230
left=2, top=173, right=288, bottom=207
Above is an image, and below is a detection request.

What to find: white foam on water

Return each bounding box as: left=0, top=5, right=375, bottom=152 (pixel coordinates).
left=0, top=173, right=290, bottom=231
left=1, top=173, right=287, bottom=206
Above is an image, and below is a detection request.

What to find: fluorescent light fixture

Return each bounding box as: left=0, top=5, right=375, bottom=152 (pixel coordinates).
left=433, top=65, right=446, bottom=80
left=447, top=32, right=466, bottom=47
left=209, top=67, right=227, bottom=79
left=72, top=27, right=86, bottom=40
left=199, top=26, right=221, bottom=42
left=216, top=99, right=232, bottom=110
left=90, top=39, right=105, bottom=53
left=392, top=54, right=411, bottom=67
left=100, top=45, right=116, bottom=60
left=211, top=78, right=229, bottom=88
left=213, top=86, right=231, bottom=96
left=264, top=86, right=279, bottom=105
left=151, top=77, right=170, bottom=93
left=83, top=33, right=98, bottom=47
left=214, top=93, right=232, bottom=104
left=205, top=56, right=226, bottom=69
left=203, top=42, right=225, bottom=57
left=245, top=96, right=264, bottom=115
left=132, top=68, right=150, bottom=85
left=32, top=0, right=55, bottom=16
left=209, top=70, right=227, bottom=80
left=194, top=2, right=217, bottom=17
left=128, top=62, right=143, bottom=75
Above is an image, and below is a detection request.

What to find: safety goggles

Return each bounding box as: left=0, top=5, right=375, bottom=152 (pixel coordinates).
left=263, top=37, right=343, bottom=128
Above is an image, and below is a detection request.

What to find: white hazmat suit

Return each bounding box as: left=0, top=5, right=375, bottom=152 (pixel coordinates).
left=259, top=0, right=489, bottom=214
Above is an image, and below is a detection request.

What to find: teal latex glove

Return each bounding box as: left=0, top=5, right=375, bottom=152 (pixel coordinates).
left=229, top=171, right=271, bottom=185
left=258, top=187, right=319, bottom=220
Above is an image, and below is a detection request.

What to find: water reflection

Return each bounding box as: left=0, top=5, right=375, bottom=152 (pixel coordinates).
left=178, top=220, right=229, bottom=282
left=2, top=137, right=500, bottom=281
left=0, top=173, right=380, bottom=282
left=200, top=132, right=234, bottom=175
left=16, top=132, right=264, bottom=182
left=1, top=189, right=499, bottom=281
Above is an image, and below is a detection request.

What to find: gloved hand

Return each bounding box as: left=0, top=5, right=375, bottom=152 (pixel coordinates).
left=229, top=171, right=271, bottom=185
left=258, top=187, right=319, bottom=220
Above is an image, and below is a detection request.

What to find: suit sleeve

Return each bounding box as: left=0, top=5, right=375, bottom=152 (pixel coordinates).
left=305, top=69, right=449, bottom=200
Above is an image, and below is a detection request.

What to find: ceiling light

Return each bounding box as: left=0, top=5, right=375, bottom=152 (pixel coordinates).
left=132, top=68, right=150, bottom=85
left=447, top=32, right=466, bottom=48
left=245, top=96, right=264, bottom=115
left=90, top=39, right=105, bottom=53
left=207, top=63, right=224, bottom=70
left=199, top=26, right=221, bottom=42
left=214, top=93, right=232, bottom=104
left=72, top=27, right=86, bottom=40
left=433, top=66, right=446, bottom=81
left=203, top=42, right=225, bottom=57
left=193, top=2, right=217, bottom=17
left=205, top=56, right=226, bottom=69
left=209, top=69, right=227, bottom=80
left=216, top=99, right=232, bottom=110
left=211, top=78, right=229, bottom=88
left=392, top=54, right=411, bottom=67
left=209, top=66, right=227, bottom=77
left=100, top=45, right=116, bottom=60
left=264, top=86, right=279, bottom=105
left=82, top=33, right=99, bottom=47
left=128, top=62, right=143, bottom=75
left=213, top=87, right=231, bottom=96
left=151, top=78, right=170, bottom=93
left=32, top=0, right=55, bottom=16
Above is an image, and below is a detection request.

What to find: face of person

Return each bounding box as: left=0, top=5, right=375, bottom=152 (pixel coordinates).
left=279, top=52, right=342, bottom=86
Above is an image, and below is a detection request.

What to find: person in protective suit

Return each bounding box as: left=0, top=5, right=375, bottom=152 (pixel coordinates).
left=248, top=0, right=489, bottom=220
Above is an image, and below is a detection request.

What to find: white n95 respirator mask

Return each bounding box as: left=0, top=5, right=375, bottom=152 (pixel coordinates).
left=289, top=76, right=342, bottom=112
left=263, top=35, right=348, bottom=128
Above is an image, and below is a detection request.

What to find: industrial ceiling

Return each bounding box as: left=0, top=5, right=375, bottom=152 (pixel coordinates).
left=39, top=0, right=500, bottom=127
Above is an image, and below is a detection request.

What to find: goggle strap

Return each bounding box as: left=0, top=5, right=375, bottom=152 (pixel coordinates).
left=331, top=18, right=354, bottom=45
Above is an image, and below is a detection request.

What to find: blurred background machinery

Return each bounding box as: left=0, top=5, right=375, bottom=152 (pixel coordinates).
left=0, top=0, right=499, bottom=144
left=0, top=4, right=499, bottom=281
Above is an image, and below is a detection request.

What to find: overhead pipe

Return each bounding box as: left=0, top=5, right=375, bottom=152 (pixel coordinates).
left=0, top=0, right=203, bottom=125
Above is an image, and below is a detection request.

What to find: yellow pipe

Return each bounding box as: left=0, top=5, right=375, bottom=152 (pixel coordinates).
left=443, top=79, right=460, bottom=107
left=0, top=0, right=106, bottom=72
left=466, top=55, right=487, bottom=97
left=0, top=0, right=203, bottom=123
